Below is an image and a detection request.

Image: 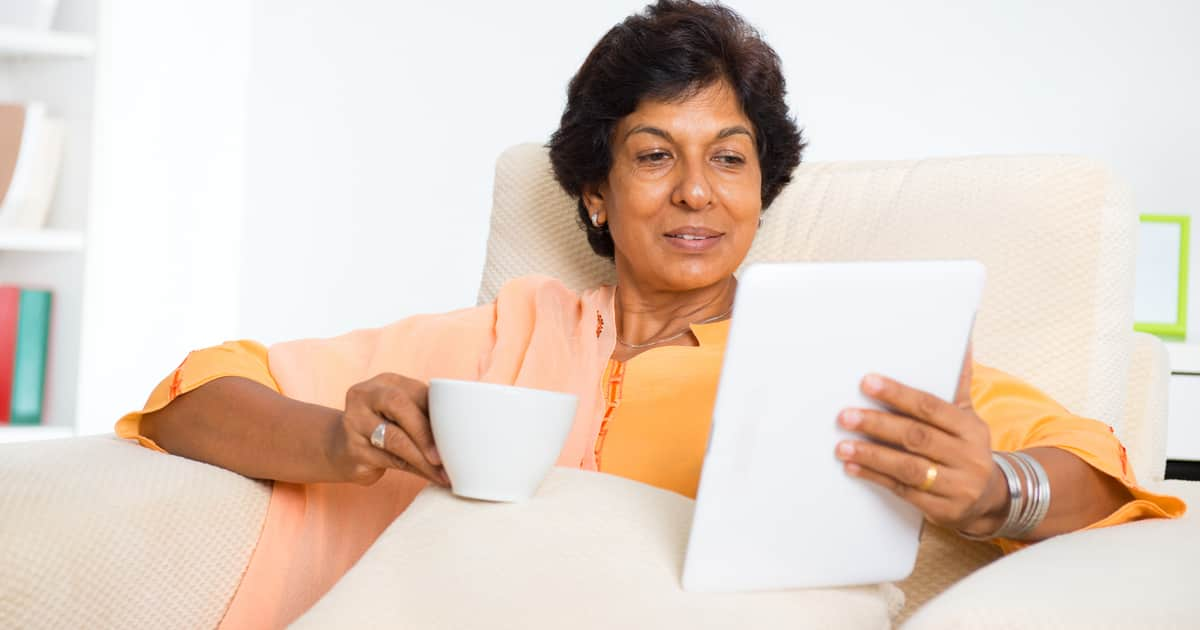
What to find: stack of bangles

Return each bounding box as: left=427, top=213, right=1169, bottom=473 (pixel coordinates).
left=958, top=451, right=1052, bottom=541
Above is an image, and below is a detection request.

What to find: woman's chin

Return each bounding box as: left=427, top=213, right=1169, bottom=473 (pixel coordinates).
left=617, top=244, right=740, bottom=290
left=659, top=261, right=735, bottom=291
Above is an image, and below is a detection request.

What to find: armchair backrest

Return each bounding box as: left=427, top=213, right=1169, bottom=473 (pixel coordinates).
left=478, top=143, right=1137, bottom=430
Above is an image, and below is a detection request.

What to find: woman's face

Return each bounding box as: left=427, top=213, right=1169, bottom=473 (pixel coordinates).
left=584, top=81, right=762, bottom=293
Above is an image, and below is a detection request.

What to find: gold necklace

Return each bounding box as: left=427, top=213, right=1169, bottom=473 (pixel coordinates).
left=615, top=305, right=733, bottom=349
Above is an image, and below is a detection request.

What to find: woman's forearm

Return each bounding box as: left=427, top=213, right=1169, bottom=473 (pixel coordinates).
left=1021, top=446, right=1134, bottom=539
left=139, top=376, right=346, bottom=484
left=972, top=446, right=1134, bottom=542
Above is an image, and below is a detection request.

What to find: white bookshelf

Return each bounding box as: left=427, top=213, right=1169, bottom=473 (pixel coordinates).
left=0, top=1, right=97, bottom=444
left=0, top=228, right=83, bottom=252
left=1165, top=342, right=1200, bottom=465
left=0, top=424, right=73, bottom=443
left=1165, top=342, right=1200, bottom=375
left=0, top=26, right=93, bottom=58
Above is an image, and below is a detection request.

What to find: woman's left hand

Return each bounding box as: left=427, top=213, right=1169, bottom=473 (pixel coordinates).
left=834, top=350, right=1008, bottom=536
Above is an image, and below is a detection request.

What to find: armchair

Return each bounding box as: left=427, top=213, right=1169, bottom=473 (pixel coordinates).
left=1, top=146, right=1194, bottom=629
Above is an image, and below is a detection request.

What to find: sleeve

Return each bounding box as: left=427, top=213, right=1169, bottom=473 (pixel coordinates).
left=114, top=340, right=280, bottom=454
left=970, top=361, right=1187, bottom=554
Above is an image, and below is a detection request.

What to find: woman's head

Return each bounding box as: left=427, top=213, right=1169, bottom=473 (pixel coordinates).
left=548, top=0, right=804, bottom=292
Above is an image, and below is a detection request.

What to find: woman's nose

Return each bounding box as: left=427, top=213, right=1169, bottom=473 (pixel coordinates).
left=671, top=160, right=713, bottom=210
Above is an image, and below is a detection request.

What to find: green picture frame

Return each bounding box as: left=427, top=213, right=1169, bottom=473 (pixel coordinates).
left=1134, top=214, right=1190, bottom=340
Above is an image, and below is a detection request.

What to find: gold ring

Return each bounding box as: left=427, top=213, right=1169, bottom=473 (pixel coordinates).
left=918, top=463, right=939, bottom=492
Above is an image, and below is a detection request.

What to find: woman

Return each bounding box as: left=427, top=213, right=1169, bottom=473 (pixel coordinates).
left=119, top=1, right=1183, bottom=627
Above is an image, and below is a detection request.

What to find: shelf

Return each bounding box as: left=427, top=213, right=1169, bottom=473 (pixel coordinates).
left=0, top=228, right=84, bottom=252
left=0, top=26, right=94, bottom=58
left=0, top=425, right=74, bottom=444
left=1165, top=342, right=1200, bottom=374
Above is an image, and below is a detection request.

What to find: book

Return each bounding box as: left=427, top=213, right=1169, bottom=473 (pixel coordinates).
left=0, top=102, right=45, bottom=220
left=0, top=104, right=28, bottom=213
left=0, top=286, right=19, bottom=424
left=10, top=288, right=50, bottom=425
left=0, top=102, right=63, bottom=230
left=7, top=116, right=64, bottom=229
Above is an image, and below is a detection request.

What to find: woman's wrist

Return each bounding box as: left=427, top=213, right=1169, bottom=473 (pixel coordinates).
left=957, top=458, right=1010, bottom=538
left=958, top=451, right=1053, bottom=541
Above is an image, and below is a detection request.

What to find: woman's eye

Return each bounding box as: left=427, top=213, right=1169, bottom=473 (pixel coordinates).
left=637, top=151, right=672, bottom=164
left=714, top=154, right=745, bottom=165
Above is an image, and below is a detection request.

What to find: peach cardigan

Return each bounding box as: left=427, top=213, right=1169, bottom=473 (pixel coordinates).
left=116, top=275, right=1184, bottom=629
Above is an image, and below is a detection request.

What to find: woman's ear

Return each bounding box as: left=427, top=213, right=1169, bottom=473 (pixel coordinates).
left=582, top=183, right=607, bottom=226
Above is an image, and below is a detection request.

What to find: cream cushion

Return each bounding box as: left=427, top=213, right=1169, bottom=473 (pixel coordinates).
left=292, top=467, right=902, bottom=629
left=0, top=436, right=271, bottom=630
left=902, top=479, right=1200, bottom=630
left=479, top=146, right=1136, bottom=442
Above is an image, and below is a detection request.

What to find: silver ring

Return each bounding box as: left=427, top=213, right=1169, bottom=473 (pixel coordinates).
left=370, top=421, right=388, bottom=449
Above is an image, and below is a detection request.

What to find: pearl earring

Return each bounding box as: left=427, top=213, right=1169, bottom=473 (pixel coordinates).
left=591, top=213, right=600, bottom=227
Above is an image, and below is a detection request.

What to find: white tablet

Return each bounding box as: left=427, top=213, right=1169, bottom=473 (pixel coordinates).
left=682, top=260, right=985, bottom=592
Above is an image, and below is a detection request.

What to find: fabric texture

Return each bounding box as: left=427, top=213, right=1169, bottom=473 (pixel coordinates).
left=1120, top=332, right=1172, bottom=485
left=902, top=479, right=1200, bottom=630
left=479, top=146, right=1136, bottom=444
left=0, top=436, right=270, bottom=630
left=291, top=467, right=902, bottom=630
left=895, top=525, right=1003, bottom=626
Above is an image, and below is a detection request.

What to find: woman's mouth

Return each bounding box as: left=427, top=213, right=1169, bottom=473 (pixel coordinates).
left=663, top=228, right=724, bottom=252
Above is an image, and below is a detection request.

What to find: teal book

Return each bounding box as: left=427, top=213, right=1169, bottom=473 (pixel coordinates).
left=10, top=289, right=50, bottom=425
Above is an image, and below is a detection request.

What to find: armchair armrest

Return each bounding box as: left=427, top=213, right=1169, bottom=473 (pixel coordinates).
left=1121, top=332, right=1172, bottom=485
left=0, top=436, right=271, bottom=630
left=903, top=479, right=1199, bottom=629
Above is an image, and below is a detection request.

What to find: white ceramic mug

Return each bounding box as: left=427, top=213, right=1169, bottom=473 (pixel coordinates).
left=428, top=378, right=579, bottom=502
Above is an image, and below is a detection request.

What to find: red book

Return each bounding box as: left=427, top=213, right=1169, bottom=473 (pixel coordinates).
left=0, top=285, right=19, bottom=424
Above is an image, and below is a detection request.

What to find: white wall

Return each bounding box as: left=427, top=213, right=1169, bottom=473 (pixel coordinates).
left=75, top=0, right=250, bottom=434
left=239, top=0, right=1200, bottom=344
left=239, top=1, right=651, bottom=343
left=82, top=0, right=1200, bottom=431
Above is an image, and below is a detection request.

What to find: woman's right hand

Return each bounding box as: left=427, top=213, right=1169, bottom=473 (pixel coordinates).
left=329, top=373, right=450, bottom=487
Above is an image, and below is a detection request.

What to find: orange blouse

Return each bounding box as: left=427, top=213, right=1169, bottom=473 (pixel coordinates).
left=117, top=322, right=1184, bottom=559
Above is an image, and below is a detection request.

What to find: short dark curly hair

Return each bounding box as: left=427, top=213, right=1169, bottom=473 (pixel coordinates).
left=548, top=0, right=805, bottom=260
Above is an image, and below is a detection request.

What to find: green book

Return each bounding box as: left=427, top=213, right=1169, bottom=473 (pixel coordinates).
left=11, top=289, right=50, bottom=425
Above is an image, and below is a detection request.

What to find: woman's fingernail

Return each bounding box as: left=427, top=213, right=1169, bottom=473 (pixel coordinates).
left=836, top=441, right=855, bottom=459
left=428, top=446, right=442, bottom=466
left=863, top=374, right=884, bottom=394
left=845, top=462, right=861, bottom=475
left=841, top=409, right=862, bottom=428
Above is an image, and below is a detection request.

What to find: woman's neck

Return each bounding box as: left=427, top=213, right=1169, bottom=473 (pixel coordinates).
left=613, top=275, right=737, bottom=354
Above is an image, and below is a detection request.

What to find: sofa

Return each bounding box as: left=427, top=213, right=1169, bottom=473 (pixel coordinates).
left=1, top=146, right=1196, bottom=629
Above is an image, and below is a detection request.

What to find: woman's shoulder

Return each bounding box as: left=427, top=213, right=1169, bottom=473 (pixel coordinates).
left=492, top=275, right=615, bottom=332
left=495, top=274, right=614, bottom=305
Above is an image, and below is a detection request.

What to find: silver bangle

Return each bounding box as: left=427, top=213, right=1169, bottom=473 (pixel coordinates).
left=1007, top=452, right=1038, bottom=537
left=958, top=451, right=1051, bottom=541
left=994, top=452, right=1026, bottom=538
left=1009, top=451, right=1051, bottom=538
